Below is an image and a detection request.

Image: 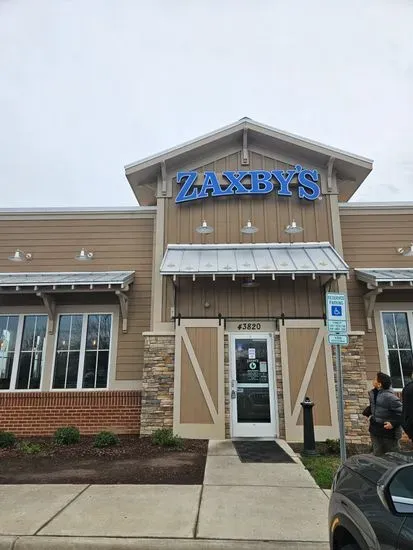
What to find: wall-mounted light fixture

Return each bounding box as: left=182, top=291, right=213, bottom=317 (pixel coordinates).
left=75, top=248, right=94, bottom=261
left=241, top=220, right=258, bottom=234
left=8, top=249, right=32, bottom=262
left=284, top=220, right=303, bottom=234
left=397, top=243, right=413, bottom=257
left=241, top=276, right=260, bottom=288
left=195, top=220, right=214, bottom=234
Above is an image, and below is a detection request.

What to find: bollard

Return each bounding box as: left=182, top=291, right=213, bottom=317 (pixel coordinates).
left=301, top=396, right=318, bottom=456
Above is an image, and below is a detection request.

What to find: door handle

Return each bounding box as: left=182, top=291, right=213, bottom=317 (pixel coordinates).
left=231, top=390, right=236, bottom=399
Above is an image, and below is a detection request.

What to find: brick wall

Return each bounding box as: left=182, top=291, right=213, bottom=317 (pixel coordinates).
left=0, top=391, right=141, bottom=436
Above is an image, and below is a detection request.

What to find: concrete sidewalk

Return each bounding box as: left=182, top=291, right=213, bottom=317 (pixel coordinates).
left=0, top=440, right=330, bottom=549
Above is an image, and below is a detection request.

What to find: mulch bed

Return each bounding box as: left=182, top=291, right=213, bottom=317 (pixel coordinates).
left=0, top=436, right=208, bottom=484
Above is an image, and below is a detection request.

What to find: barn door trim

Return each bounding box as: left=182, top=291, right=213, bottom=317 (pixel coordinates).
left=291, top=328, right=324, bottom=422
left=173, top=318, right=225, bottom=439
left=180, top=329, right=218, bottom=423
left=280, top=319, right=339, bottom=442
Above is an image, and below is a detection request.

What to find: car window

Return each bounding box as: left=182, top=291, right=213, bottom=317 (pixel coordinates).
left=390, top=468, right=413, bottom=499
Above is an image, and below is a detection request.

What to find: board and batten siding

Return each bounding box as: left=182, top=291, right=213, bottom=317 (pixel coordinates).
left=0, top=215, right=154, bottom=381
left=163, top=149, right=334, bottom=321
left=340, top=209, right=413, bottom=380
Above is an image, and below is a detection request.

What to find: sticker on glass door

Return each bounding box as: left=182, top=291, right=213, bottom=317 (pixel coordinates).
left=230, top=334, right=277, bottom=438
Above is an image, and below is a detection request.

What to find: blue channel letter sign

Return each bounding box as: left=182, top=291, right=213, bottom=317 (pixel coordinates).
left=175, top=165, right=321, bottom=204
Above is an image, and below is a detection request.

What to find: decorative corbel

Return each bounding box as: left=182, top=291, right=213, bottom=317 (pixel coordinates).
left=115, top=290, right=129, bottom=333
left=363, top=287, right=383, bottom=332
left=161, top=161, right=167, bottom=196
left=241, top=127, right=249, bottom=165
left=327, top=157, right=335, bottom=193
left=36, top=292, right=56, bottom=334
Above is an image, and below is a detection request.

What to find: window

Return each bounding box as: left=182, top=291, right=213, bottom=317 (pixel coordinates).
left=381, top=312, right=413, bottom=389
left=52, top=313, right=112, bottom=390
left=0, top=316, right=19, bottom=389
left=0, top=314, right=48, bottom=390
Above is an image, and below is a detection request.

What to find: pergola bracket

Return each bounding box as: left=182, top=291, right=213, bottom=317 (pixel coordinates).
left=363, top=287, right=383, bottom=332
left=36, top=292, right=56, bottom=334
left=116, top=290, right=129, bottom=333
left=241, top=127, right=249, bottom=165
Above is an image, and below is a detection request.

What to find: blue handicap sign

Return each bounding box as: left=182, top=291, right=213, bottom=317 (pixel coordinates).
left=331, top=305, right=342, bottom=317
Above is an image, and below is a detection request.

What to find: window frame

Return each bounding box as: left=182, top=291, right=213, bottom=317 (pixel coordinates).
left=378, top=308, right=413, bottom=391
left=0, top=313, right=48, bottom=392
left=50, top=311, right=114, bottom=391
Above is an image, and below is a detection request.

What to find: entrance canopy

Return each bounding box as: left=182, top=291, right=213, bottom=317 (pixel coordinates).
left=160, top=242, right=348, bottom=280
left=0, top=271, right=135, bottom=334
left=355, top=268, right=413, bottom=331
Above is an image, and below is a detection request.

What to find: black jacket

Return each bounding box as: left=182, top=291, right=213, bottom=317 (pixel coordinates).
left=402, top=380, right=413, bottom=431
left=362, top=388, right=402, bottom=439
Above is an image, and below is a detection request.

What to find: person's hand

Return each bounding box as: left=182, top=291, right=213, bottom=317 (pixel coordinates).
left=384, top=422, right=393, bottom=430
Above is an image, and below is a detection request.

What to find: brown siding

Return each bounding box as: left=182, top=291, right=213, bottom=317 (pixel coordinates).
left=171, top=277, right=325, bottom=319
left=163, top=149, right=333, bottom=321
left=341, top=210, right=413, bottom=379
left=0, top=216, right=154, bottom=381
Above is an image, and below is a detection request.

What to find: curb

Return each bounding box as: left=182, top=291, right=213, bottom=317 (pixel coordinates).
left=1, top=536, right=330, bottom=550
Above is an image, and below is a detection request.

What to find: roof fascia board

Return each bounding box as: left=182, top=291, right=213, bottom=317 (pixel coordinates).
left=0, top=206, right=156, bottom=221
left=125, top=118, right=373, bottom=177
left=340, top=202, right=413, bottom=213
left=125, top=120, right=245, bottom=174
left=245, top=120, right=373, bottom=168
left=247, top=144, right=327, bottom=173
left=355, top=268, right=413, bottom=271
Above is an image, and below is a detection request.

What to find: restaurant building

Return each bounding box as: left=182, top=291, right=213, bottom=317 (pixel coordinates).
left=1, top=118, right=412, bottom=444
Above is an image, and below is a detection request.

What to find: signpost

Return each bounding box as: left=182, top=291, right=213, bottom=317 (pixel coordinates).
left=326, top=292, right=348, bottom=463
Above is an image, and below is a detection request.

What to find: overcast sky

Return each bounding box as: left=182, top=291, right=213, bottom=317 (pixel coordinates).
left=1, top=0, right=412, bottom=207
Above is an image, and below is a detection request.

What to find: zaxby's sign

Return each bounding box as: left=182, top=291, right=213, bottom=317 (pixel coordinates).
left=175, top=165, right=320, bottom=204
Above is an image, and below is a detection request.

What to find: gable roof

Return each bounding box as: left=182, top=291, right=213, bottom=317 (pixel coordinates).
left=125, top=117, right=373, bottom=205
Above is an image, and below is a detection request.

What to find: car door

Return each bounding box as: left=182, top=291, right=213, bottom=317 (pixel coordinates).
left=397, top=517, right=412, bottom=549
left=338, top=467, right=405, bottom=550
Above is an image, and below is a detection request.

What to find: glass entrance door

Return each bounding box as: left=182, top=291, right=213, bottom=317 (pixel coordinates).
left=230, top=334, right=277, bottom=438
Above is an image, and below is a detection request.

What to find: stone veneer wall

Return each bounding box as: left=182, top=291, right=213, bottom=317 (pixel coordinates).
left=141, top=331, right=371, bottom=445
left=336, top=334, right=370, bottom=445
left=141, top=334, right=175, bottom=435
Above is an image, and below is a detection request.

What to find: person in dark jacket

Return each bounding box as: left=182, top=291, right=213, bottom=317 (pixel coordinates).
left=362, top=372, right=402, bottom=456
left=402, top=371, right=413, bottom=443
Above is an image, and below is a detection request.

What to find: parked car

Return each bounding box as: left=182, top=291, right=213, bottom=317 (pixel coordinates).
left=329, top=452, right=413, bottom=549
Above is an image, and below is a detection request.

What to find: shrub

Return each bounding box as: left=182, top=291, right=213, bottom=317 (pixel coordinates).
left=93, top=431, right=119, bottom=448
left=152, top=428, right=183, bottom=449
left=19, top=441, right=43, bottom=454
left=54, top=426, right=80, bottom=445
left=325, top=438, right=340, bottom=455
left=0, top=431, right=16, bottom=448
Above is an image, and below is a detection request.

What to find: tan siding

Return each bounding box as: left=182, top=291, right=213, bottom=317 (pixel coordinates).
left=0, top=216, right=155, bottom=381
left=180, top=342, right=213, bottom=424
left=172, top=277, right=325, bottom=319
left=187, top=327, right=218, bottom=410
left=341, top=211, right=413, bottom=379
left=163, top=149, right=332, bottom=321
left=166, top=151, right=332, bottom=246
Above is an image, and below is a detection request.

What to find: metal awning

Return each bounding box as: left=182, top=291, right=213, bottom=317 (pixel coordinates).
left=355, top=268, right=413, bottom=333
left=160, top=243, right=348, bottom=279
left=0, top=271, right=135, bottom=290
left=355, top=268, right=413, bottom=287
left=0, top=271, right=135, bottom=334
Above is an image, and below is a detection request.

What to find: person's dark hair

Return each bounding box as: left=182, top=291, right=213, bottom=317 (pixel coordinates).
left=377, top=372, right=392, bottom=390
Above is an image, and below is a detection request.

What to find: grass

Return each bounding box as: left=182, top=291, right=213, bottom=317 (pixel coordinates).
left=300, top=455, right=341, bottom=489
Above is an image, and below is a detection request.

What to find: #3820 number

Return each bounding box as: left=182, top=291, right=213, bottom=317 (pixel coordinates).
left=237, top=322, right=262, bottom=330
